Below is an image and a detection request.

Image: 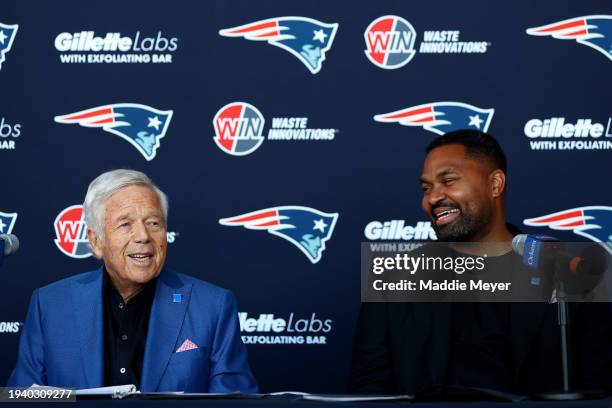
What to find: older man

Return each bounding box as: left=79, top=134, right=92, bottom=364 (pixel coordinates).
left=8, top=169, right=257, bottom=393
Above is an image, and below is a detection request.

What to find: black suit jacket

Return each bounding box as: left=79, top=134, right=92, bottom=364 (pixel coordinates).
left=348, top=277, right=612, bottom=395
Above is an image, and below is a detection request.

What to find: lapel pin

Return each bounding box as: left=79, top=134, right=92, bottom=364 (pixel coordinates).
left=172, top=293, right=183, bottom=303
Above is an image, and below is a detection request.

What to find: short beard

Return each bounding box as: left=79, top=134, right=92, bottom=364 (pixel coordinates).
left=433, top=205, right=489, bottom=242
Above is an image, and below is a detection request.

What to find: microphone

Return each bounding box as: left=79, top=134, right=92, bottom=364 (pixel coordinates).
left=0, top=233, right=19, bottom=265
left=512, top=234, right=607, bottom=296
left=512, top=234, right=559, bottom=269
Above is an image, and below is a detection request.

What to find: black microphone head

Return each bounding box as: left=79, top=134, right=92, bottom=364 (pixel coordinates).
left=578, top=243, right=608, bottom=276
left=511, top=234, right=527, bottom=256
left=0, top=234, right=19, bottom=256
left=559, top=242, right=609, bottom=298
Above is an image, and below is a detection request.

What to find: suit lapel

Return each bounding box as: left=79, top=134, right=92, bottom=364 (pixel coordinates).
left=141, top=270, right=192, bottom=391
left=71, top=268, right=104, bottom=387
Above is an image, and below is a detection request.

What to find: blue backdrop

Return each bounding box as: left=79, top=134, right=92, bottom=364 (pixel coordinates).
left=1, top=0, right=610, bottom=393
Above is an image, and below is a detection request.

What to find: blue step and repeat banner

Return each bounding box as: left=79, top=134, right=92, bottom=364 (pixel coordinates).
left=1, top=0, right=610, bottom=393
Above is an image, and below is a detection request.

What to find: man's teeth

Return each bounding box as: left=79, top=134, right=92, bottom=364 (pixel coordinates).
left=129, top=254, right=151, bottom=259
left=436, top=209, right=460, bottom=220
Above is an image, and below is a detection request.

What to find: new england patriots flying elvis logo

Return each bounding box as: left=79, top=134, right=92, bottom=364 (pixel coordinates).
left=0, top=22, right=18, bottom=70
left=374, top=102, right=494, bottom=135
left=0, top=211, right=17, bottom=234
left=219, top=17, right=338, bottom=74
left=54, top=104, right=173, bottom=161
left=524, top=206, right=612, bottom=255
left=219, top=206, right=339, bottom=263
left=526, top=15, right=612, bottom=61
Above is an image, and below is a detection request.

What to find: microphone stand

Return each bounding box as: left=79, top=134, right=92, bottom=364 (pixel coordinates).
left=535, top=282, right=604, bottom=400
left=558, top=282, right=570, bottom=393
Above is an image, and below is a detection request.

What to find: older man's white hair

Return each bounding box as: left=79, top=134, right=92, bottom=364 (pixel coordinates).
left=83, top=169, right=169, bottom=242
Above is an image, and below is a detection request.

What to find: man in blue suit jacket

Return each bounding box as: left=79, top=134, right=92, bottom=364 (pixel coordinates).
left=8, top=169, right=257, bottom=393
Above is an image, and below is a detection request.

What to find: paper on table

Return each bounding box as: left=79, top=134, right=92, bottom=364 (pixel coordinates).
left=302, top=394, right=414, bottom=402
left=267, top=391, right=413, bottom=402
left=75, top=384, right=137, bottom=397
left=268, top=391, right=310, bottom=396
left=135, top=391, right=267, bottom=400
left=30, top=384, right=138, bottom=399
left=29, top=384, right=65, bottom=390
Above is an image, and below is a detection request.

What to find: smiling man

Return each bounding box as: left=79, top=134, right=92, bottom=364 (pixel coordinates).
left=420, top=136, right=511, bottom=244
left=349, top=130, right=611, bottom=396
left=8, top=169, right=257, bottom=393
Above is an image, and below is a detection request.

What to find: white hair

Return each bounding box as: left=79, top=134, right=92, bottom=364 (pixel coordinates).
left=83, top=169, right=168, bottom=241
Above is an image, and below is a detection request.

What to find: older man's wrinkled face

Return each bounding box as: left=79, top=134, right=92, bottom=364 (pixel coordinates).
left=420, top=144, right=493, bottom=242
left=89, top=185, right=167, bottom=288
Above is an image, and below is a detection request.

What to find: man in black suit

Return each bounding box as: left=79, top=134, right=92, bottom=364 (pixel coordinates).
left=348, top=130, right=611, bottom=396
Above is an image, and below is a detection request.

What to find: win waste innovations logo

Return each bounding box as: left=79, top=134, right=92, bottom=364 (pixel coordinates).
left=364, top=15, right=491, bottom=69
left=212, top=102, right=337, bottom=156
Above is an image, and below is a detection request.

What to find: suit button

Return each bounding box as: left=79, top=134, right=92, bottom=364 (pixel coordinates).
left=120, top=368, right=126, bottom=374
left=121, top=334, right=128, bottom=341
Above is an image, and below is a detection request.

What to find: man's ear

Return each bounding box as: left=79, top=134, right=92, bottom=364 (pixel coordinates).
left=87, top=228, right=104, bottom=259
left=489, top=170, right=506, bottom=198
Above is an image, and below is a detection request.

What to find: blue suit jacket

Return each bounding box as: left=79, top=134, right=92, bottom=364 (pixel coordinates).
left=7, top=268, right=258, bottom=393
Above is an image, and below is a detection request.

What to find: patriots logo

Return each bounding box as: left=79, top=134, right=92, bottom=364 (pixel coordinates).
left=54, top=103, right=173, bottom=161
left=0, top=22, right=18, bottom=70
left=219, top=17, right=338, bottom=74
left=524, top=206, right=612, bottom=254
left=219, top=206, right=339, bottom=264
left=526, top=15, right=612, bottom=61
left=374, top=102, right=494, bottom=135
left=0, top=211, right=17, bottom=234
